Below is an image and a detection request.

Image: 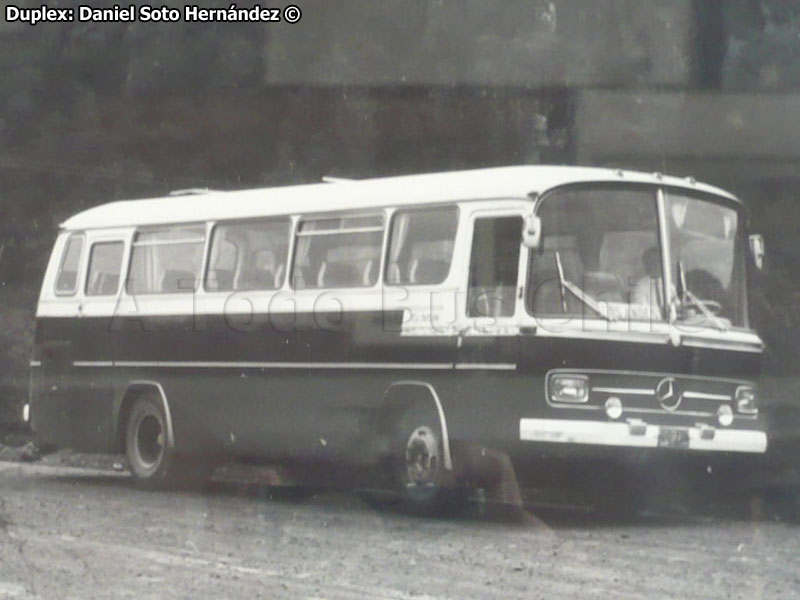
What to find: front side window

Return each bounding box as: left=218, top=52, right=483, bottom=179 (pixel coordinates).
left=86, top=241, right=124, bottom=296
left=527, top=187, right=662, bottom=322
left=55, top=234, right=84, bottom=296
left=127, top=225, right=206, bottom=294
left=666, top=192, right=746, bottom=328
left=292, top=214, right=384, bottom=289
left=385, top=206, right=458, bottom=285
left=206, top=219, right=290, bottom=291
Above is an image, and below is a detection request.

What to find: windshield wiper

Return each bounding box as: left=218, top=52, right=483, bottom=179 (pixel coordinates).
left=676, top=260, right=727, bottom=332
left=554, top=251, right=614, bottom=322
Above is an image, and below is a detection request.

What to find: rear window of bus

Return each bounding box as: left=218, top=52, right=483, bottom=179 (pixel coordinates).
left=54, top=234, right=84, bottom=296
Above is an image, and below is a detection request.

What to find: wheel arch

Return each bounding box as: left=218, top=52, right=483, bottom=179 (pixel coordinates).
left=115, top=380, right=175, bottom=453
left=376, top=380, right=453, bottom=471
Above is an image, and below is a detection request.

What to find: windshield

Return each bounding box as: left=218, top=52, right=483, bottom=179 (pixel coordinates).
left=666, top=192, right=747, bottom=329
left=527, top=186, right=747, bottom=330
left=527, top=187, right=663, bottom=323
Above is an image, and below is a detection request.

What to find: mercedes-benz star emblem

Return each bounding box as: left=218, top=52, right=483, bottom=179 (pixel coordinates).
left=655, top=377, right=681, bottom=411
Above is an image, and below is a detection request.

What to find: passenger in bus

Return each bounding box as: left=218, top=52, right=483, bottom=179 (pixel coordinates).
left=630, top=247, right=667, bottom=319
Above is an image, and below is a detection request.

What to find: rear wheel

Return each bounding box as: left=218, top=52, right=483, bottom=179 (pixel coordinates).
left=125, top=392, right=211, bottom=490
left=391, top=403, right=465, bottom=515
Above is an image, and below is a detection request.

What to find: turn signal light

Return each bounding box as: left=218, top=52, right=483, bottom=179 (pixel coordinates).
left=549, top=375, right=589, bottom=403
left=735, top=386, right=758, bottom=415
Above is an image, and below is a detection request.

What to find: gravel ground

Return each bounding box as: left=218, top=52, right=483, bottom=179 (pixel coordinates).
left=0, top=456, right=799, bottom=599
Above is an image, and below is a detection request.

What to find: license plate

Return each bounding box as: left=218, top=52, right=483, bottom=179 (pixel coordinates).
left=658, top=427, right=690, bottom=449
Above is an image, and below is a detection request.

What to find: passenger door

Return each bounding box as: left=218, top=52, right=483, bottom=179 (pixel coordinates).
left=452, top=211, right=526, bottom=448
left=458, top=211, right=525, bottom=365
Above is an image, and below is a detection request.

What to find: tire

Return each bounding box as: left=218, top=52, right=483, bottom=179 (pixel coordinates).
left=124, top=392, right=211, bottom=490
left=391, top=403, right=465, bottom=515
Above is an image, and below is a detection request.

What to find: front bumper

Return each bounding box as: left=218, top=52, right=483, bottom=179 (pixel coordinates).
left=519, top=418, right=767, bottom=454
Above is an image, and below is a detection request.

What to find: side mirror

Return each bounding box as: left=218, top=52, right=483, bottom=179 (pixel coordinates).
left=749, top=234, right=765, bottom=270
left=522, top=214, right=542, bottom=249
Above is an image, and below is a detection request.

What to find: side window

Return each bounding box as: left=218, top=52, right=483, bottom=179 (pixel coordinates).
left=292, top=214, right=384, bottom=289
left=467, top=216, right=522, bottom=317
left=55, top=234, right=84, bottom=296
left=85, top=242, right=124, bottom=296
left=385, top=206, right=458, bottom=285
left=206, top=219, right=290, bottom=291
left=127, top=225, right=206, bottom=294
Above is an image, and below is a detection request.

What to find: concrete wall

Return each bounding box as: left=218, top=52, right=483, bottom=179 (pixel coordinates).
left=266, top=0, right=692, bottom=87
left=575, top=90, right=800, bottom=181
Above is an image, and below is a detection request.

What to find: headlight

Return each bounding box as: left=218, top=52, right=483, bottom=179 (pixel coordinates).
left=549, top=374, right=589, bottom=403
left=735, top=386, right=758, bottom=415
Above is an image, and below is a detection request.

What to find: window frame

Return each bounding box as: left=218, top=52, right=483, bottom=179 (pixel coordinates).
left=84, top=240, right=125, bottom=297
left=525, top=182, right=749, bottom=329
left=466, top=214, right=524, bottom=318
left=525, top=182, right=663, bottom=320
left=125, top=223, right=207, bottom=295
left=203, top=217, right=292, bottom=293
left=54, top=233, right=86, bottom=297
left=662, top=188, right=749, bottom=330
left=383, top=204, right=460, bottom=287
left=289, top=211, right=387, bottom=290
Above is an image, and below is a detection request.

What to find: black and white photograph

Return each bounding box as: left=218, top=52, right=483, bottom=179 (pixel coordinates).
left=1, top=1, right=800, bottom=598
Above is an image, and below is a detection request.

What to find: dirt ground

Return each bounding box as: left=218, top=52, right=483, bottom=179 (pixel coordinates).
left=0, top=453, right=799, bottom=600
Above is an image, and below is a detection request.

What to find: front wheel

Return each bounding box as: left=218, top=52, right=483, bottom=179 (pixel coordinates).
left=391, top=404, right=465, bottom=515
left=125, top=392, right=211, bottom=490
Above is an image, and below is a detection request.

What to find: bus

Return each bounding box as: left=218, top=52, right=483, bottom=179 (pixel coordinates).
left=27, top=166, right=767, bottom=510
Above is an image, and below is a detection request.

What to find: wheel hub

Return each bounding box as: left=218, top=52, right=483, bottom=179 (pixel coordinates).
left=136, top=414, right=164, bottom=467
left=404, top=426, right=440, bottom=486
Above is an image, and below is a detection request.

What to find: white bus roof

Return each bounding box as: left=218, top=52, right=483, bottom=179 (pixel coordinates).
left=61, top=165, right=739, bottom=231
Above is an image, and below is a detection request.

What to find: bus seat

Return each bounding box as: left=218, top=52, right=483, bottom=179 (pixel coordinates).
left=583, top=271, right=623, bottom=303
left=362, top=260, right=375, bottom=286
left=318, top=261, right=361, bottom=287
left=273, top=264, right=285, bottom=288
left=532, top=247, right=582, bottom=283
left=161, top=269, right=196, bottom=293
left=56, top=271, right=77, bottom=292
left=529, top=273, right=581, bottom=315
left=207, top=269, right=234, bottom=291
left=409, top=258, right=450, bottom=284
left=98, top=274, right=119, bottom=295
left=386, top=262, right=401, bottom=284
left=240, top=268, right=274, bottom=290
